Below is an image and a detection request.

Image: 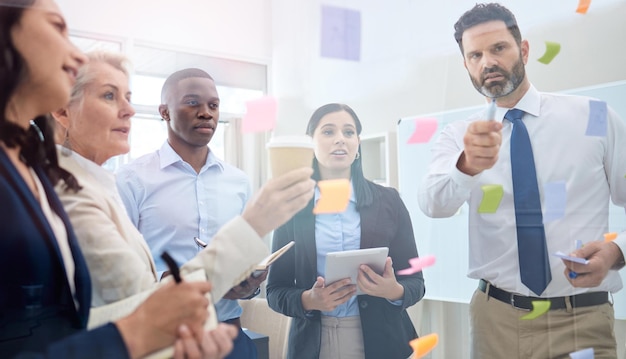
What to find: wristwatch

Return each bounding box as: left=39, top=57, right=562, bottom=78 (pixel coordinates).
left=242, top=286, right=261, bottom=300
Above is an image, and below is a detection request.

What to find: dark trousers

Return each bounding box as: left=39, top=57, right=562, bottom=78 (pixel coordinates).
left=225, top=327, right=257, bottom=359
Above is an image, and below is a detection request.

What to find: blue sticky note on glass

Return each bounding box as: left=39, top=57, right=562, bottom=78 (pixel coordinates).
left=585, top=100, right=607, bottom=137
left=320, top=5, right=361, bottom=61
left=569, top=347, right=594, bottom=359
left=543, top=181, right=567, bottom=223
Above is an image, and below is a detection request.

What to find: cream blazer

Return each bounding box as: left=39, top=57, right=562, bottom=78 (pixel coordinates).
left=56, top=150, right=268, bottom=307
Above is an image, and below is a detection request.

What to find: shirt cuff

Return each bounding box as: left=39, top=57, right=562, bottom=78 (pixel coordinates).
left=449, top=150, right=483, bottom=189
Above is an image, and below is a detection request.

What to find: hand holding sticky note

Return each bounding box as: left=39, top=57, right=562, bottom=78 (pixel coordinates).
left=313, top=179, right=351, bottom=214
left=397, top=255, right=436, bottom=275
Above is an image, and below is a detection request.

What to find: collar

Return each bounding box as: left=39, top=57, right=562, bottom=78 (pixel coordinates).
left=509, top=84, right=541, bottom=118
left=57, top=145, right=117, bottom=191
left=157, top=141, right=224, bottom=172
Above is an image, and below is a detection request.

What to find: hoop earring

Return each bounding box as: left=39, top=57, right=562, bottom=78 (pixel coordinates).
left=61, top=128, right=72, bottom=157
left=355, top=152, right=360, bottom=160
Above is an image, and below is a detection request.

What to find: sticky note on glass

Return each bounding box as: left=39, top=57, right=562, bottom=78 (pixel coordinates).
left=604, top=232, right=618, bottom=242
left=397, top=255, right=436, bottom=275
left=543, top=181, right=566, bottom=223
left=585, top=100, right=607, bottom=137
left=520, top=300, right=551, bottom=320
left=537, top=41, right=561, bottom=65
left=576, top=0, right=591, bottom=14
left=313, top=179, right=350, bottom=214
left=569, top=348, right=594, bottom=359
left=321, top=5, right=361, bottom=61
left=242, top=96, right=277, bottom=133
left=410, top=333, right=438, bottom=359
left=478, top=184, right=503, bottom=213
left=407, top=117, right=438, bottom=144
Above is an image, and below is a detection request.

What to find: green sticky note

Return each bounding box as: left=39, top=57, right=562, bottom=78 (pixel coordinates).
left=520, top=300, right=551, bottom=320
left=478, top=184, right=504, bottom=213
left=537, top=41, right=561, bottom=65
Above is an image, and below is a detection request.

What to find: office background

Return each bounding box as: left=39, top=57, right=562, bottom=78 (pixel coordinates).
left=57, top=0, right=626, bottom=357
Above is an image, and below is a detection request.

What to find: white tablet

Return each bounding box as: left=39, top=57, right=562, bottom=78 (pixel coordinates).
left=324, top=247, right=389, bottom=295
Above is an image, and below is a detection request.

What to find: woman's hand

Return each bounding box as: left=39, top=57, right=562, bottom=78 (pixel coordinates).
left=174, top=323, right=238, bottom=359
left=301, top=276, right=356, bottom=312
left=357, top=257, right=404, bottom=301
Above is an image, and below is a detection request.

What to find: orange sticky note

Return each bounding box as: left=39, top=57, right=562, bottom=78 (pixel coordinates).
left=313, top=179, right=350, bottom=214
left=410, top=333, right=439, bottom=359
left=242, top=96, right=277, bottom=133
left=407, top=117, right=438, bottom=144
left=604, top=232, right=618, bottom=242
left=576, top=0, right=591, bottom=14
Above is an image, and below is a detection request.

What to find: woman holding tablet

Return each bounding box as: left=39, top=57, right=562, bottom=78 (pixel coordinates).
left=267, top=103, right=425, bottom=359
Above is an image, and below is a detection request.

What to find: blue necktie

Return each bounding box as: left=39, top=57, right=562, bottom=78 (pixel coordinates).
left=506, top=109, right=551, bottom=295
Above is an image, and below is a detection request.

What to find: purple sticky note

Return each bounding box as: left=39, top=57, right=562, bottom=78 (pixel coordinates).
left=407, top=117, right=438, bottom=144
left=585, top=100, right=607, bottom=136
left=321, top=5, right=361, bottom=61
left=569, top=347, right=594, bottom=359
left=543, top=181, right=567, bottom=223
left=242, top=96, right=277, bottom=134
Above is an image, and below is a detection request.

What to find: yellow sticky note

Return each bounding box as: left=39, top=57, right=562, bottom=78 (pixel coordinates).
left=313, top=179, right=350, bottom=214
left=520, top=300, right=551, bottom=320
left=410, top=333, right=439, bottom=359
left=576, top=0, right=591, bottom=14
left=478, top=184, right=503, bottom=213
left=537, top=41, right=561, bottom=65
left=604, top=232, right=618, bottom=242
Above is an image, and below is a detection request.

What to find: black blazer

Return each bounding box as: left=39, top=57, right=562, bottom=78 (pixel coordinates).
left=0, top=149, right=127, bottom=358
left=267, top=181, right=425, bottom=359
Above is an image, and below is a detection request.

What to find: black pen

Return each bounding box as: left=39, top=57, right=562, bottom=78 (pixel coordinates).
left=161, top=251, right=182, bottom=283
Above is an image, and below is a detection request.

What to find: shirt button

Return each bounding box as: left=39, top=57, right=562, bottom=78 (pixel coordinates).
left=360, top=301, right=368, bottom=309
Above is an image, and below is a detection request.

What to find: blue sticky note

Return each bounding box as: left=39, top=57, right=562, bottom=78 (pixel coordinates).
left=543, top=181, right=567, bottom=223
left=320, top=5, right=361, bottom=61
left=585, top=100, right=607, bottom=136
left=569, top=347, right=594, bottom=359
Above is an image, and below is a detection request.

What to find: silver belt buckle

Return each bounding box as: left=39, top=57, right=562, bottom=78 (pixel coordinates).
left=510, top=294, right=531, bottom=311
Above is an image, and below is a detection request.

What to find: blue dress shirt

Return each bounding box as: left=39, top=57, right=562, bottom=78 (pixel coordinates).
left=116, top=141, right=251, bottom=321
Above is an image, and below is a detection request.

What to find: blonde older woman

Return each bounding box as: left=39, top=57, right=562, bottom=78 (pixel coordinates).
left=51, top=51, right=315, bottom=358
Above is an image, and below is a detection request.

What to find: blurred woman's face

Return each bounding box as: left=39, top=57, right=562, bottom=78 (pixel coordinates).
left=65, top=62, right=135, bottom=165
left=312, top=110, right=360, bottom=180
left=10, top=0, right=86, bottom=117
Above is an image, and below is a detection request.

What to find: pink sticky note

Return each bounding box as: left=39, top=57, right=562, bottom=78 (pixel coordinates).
left=397, top=255, right=436, bottom=275
left=242, top=96, right=277, bottom=133
left=407, top=118, right=438, bottom=144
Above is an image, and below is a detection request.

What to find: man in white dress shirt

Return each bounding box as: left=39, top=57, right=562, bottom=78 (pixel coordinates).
left=418, top=3, right=626, bottom=358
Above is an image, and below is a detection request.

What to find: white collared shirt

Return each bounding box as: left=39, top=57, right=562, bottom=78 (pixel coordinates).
left=419, top=85, right=626, bottom=297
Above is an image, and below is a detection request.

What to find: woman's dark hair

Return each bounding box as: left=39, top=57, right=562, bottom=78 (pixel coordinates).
left=453, top=3, right=522, bottom=55
left=0, top=0, right=80, bottom=191
left=306, top=103, right=375, bottom=210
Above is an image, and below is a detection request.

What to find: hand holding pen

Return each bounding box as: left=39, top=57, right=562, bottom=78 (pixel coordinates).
left=161, top=251, right=182, bottom=283
left=563, top=233, right=623, bottom=288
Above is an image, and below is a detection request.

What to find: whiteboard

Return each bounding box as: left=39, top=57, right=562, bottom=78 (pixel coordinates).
left=397, top=81, right=626, bottom=319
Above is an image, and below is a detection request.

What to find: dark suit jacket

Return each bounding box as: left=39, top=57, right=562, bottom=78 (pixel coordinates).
left=267, top=181, right=425, bottom=359
left=0, top=149, right=128, bottom=358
